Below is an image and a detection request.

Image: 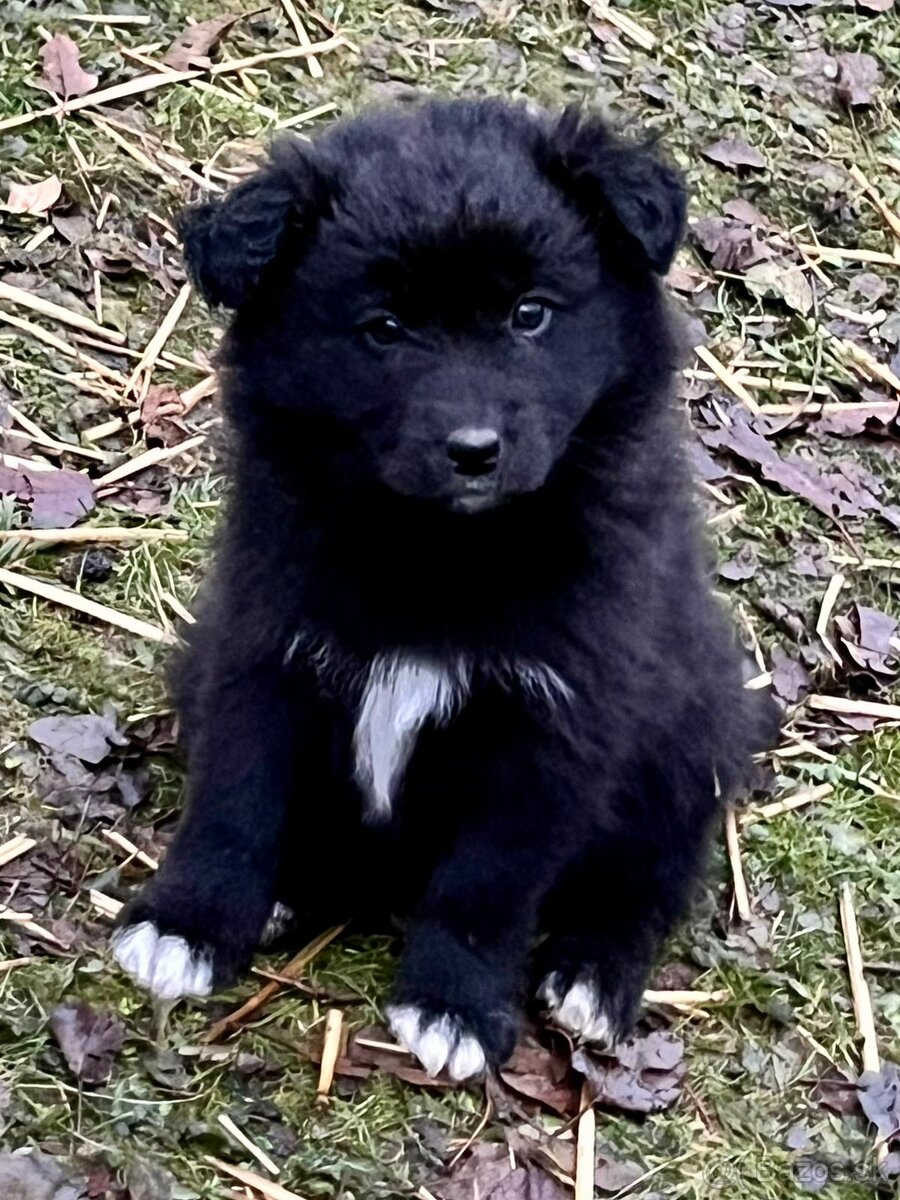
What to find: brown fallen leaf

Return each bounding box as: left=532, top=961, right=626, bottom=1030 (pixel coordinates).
left=857, top=1063, right=900, bottom=1149
left=29, top=710, right=127, bottom=765
left=163, top=15, right=241, bottom=71
left=701, top=137, right=767, bottom=172
left=836, top=604, right=898, bottom=675
left=692, top=216, right=772, bottom=271
left=771, top=646, right=810, bottom=703
left=50, top=1001, right=124, bottom=1084
left=698, top=410, right=900, bottom=531
left=835, top=52, right=881, bottom=108
left=140, top=384, right=191, bottom=446
left=0, top=464, right=95, bottom=529
left=435, top=1142, right=569, bottom=1200
left=499, top=1036, right=580, bottom=1116
left=572, top=1031, right=686, bottom=1114
left=3, top=175, right=63, bottom=217
left=38, top=34, right=98, bottom=100
left=0, top=1151, right=87, bottom=1200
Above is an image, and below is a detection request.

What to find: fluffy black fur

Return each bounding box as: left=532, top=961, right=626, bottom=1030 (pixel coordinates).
left=116, top=100, right=778, bottom=1068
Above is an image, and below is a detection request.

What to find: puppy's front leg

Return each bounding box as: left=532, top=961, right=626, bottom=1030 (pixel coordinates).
left=112, top=666, right=298, bottom=1002
left=389, top=778, right=577, bottom=1081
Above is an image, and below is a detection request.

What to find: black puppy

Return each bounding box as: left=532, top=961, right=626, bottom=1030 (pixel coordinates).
left=112, top=100, right=777, bottom=1080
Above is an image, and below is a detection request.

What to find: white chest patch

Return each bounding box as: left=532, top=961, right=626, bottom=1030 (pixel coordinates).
left=354, top=655, right=469, bottom=819
left=351, top=652, right=574, bottom=819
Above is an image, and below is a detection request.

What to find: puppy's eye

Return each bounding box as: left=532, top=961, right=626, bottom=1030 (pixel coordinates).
left=362, top=314, right=406, bottom=347
left=511, top=298, right=550, bottom=335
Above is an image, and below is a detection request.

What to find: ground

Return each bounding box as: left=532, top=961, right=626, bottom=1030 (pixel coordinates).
left=1, top=2, right=899, bottom=1198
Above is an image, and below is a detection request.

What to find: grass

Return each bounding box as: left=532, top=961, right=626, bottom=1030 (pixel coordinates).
left=1, top=0, right=899, bottom=1196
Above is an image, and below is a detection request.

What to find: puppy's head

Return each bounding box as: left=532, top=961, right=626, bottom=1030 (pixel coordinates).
left=181, top=101, right=686, bottom=514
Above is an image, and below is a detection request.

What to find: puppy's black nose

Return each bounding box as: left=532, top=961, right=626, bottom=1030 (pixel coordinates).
left=447, top=427, right=501, bottom=477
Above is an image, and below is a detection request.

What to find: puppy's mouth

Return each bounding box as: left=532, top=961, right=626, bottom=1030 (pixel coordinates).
left=449, top=478, right=504, bottom=514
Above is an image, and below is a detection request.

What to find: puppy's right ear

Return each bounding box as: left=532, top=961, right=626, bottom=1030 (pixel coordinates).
left=178, top=138, right=325, bottom=310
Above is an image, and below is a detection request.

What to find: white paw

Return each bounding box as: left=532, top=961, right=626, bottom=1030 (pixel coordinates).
left=539, top=973, right=615, bottom=1045
left=260, top=901, right=294, bottom=947
left=112, top=921, right=213, bottom=1001
left=387, top=1004, right=486, bottom=1081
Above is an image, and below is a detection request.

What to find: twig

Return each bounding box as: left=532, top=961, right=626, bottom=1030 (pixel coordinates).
left=0, top=34, right=346, bottom=135
left=0, top=834, right=37, bottom=867
left=63, top=12, right=152, bottom=24
left=738, top=783, right=834, bottom=827
left=203, top=924, right=345, bottom=1043
left=724, top=805, right=751, bottom=921
left=93, top=434, right=206, bottom=489
left=693, top=345, right=761, bottom=413
left=0, top=566, right=174, bottom=643
left=0, top=905, right=65, bottom=947
left=833, top=338, right=900, bottom=395
left=582, top=0, right=655, bottom=49
left=839, top=882, right=886, bottom=1164
left=89, top=890, right=123, bottom=920
left=446, top=1096, right=493, bottom=1171
left=0, top=957, right=37, bottom=974
left=218, top=1114, right=280, bottom=1176
left=276, top=102, right=337, bottom=130
left=316, top=1009, right=344, bottom=1104
left=815, top=573, right=845, bottom=666
left=6, top=402, right=108, bottom=463
left=643, top=988, right=730, bottom=1006
left=848, top=164, right=900, bottom=242
left=809, top=695, right=900, bottom=722
left=205, top=1157, right=307, bottom=1200
left=280, top=0, right=324, bottom=77
left=797, top=242, right=900, bottom=267
left=574, top=1082, right=596, bottom=1200
left=102, top=829, right=159, bottom=870
left=0, top=308, right=127, bottom=383
left=683, top=368, right=832, bottom=398
left=181, top=374, right=217, bottom=414
left=0, top=279, right=126, bottom=344
left=0, top=527, right=188, bottom=545
left=126, top=283, right=193, bottom=398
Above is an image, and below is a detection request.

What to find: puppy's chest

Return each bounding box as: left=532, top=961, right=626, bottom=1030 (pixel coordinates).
left=286, top=632, right=571, bottom=818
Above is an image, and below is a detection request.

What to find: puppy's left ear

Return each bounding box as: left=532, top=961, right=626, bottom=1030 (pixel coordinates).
left=546, top=109, right=687, bottom=275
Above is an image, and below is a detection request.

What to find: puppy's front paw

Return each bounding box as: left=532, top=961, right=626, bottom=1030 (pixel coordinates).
left=387, top=1004, right=488, bottom=1081
left=538, top=971, right=621, bottom=1047
left=112, top=921, right=213, bottom=1001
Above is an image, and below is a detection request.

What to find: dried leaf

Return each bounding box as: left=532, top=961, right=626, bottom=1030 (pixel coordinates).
left=435, top=1143, right=569, bottom=1200
left=499, top=1038, right=580, bottom=1116
left=140, top=385, right=190, bottom=446
left=857, top=0, right=893, bottom=10
left=836, top=604, right=898, bottom=674
left=771, top=646, right=810, bottom=703
left=163, top=15, right=241, bottom=71
left=692, top=217, right=772, bottom=271
left=0, top=464, right=95, bottom=529
left=858, top=1064, right=900, bottom=1142
left=834, top=52, right=881, bottom=108
left=29, top=711, right=127, bottom=765
left=0, top=1152, right=83, bottom=1200
left=3, top=175, right=62, bottom=216
left=50, top=1001, right=124, bottom=1084
left=701, top=138, right=767, bottom=172
left=38, top=34, right=98, bottom=100
left=698, top=410, right=900, bottom=530
left=706, top=3, right=748, bottom=55
left=573, top=1031, right=686, bottom=1114
left=744, top=261, right=814, bottom=315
